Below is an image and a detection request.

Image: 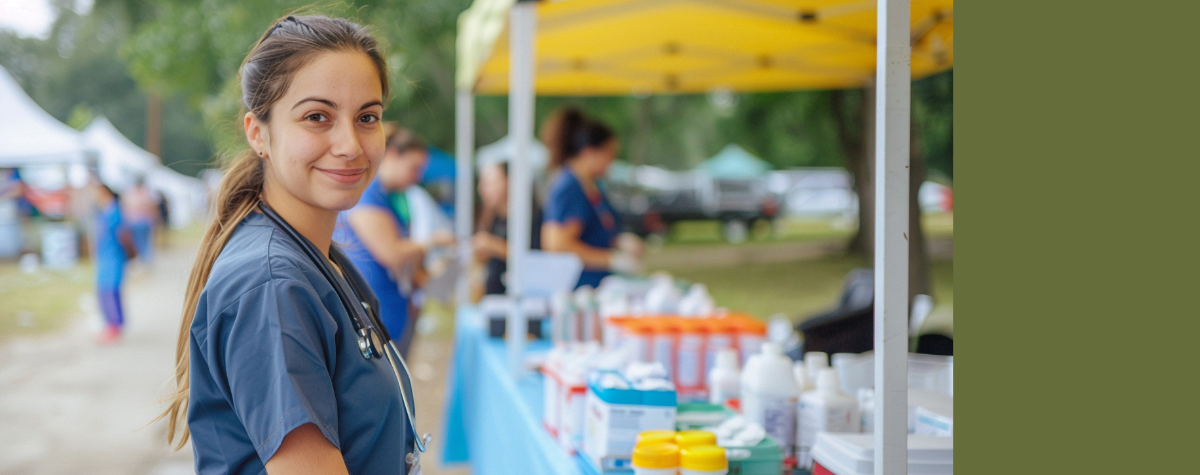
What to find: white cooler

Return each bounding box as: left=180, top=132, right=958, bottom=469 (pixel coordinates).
left=811, top=433, right=952, bottom=475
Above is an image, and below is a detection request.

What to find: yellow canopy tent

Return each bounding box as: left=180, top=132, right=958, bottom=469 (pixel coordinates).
left=457, top=0, right=954, bottom=95
left=450, top=3, right=952, bottom=472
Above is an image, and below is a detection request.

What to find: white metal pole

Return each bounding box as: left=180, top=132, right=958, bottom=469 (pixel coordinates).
left=506, top=0, right=536, bottom=377
left=454, top=89, right=475, bottom=307
left=874, top=0, right=910, bottom=473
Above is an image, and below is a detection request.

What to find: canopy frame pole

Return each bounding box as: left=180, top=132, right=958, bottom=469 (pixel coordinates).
left=454, top=89, right=475, bottom=307
left=506, top=0, right=537, bottom=378
left=874, top=0, right=910, bottom=474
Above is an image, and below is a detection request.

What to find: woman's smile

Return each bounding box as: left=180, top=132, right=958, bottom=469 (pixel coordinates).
left=316, top=166, right=368, bottom=185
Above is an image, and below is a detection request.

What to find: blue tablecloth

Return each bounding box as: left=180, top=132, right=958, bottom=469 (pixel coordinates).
left=442, top=306, right=600, bottom=475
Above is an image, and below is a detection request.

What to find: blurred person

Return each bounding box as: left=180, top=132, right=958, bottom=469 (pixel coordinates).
left=91, top=178, right=135, bottom=343
left=540, top=106, right=643, bottom=288
left=334, top=127, right=451, bottom=358
left=120, top=176, right=159, bottom=263
left=156, top=15, right=421, bottom=474
left=472, top=162, right=542, bottom=298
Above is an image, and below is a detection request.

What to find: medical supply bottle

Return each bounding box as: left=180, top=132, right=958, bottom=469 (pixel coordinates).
left=792, top=361, right=812, bottom=392
left=632, top=442, right=680, bottom=475
left=740, top=342, right=799, bottom=458
left=680, top=445, right=729, bottom=475
left=797, top=368, right=860, bottom=469
left=675, top=430, right=717, bottom=449
left=675, top=319, right=707, bottom=400
left=803, top=351, right=829, bottom=386
left=708, top=348, right=740, bottom=406
left=638, top=430, right=678, bottom=446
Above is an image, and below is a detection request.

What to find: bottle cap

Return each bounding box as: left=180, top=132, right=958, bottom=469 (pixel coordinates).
left=817, top=368, right=841, bottom=392
left=804, top=351, right=829, bottom=368
left=761, top=341, right=782, bottom=356
left=675, top=430, right=717, bottom=448
left=680, top=445, right=728, bottom=471
left=632, top=442, right=680, bottom=469
left=636, top=430, right=677, bottom=445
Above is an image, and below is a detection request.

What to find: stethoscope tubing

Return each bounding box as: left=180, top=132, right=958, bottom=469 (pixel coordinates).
left=257, top=202, right=429, bottom=454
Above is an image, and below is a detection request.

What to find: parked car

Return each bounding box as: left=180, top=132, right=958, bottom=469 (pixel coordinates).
left=606, top=164, right=779, bottom=243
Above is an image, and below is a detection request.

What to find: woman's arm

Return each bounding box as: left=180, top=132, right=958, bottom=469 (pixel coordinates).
left=264, top=423, right=349, bottom=475
left=346, top=208, right=425, bottom=272
left=541, top=220, right=612, bottom=270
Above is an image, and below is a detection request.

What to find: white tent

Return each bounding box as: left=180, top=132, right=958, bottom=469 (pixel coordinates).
left=0, top=66, right=89, bottom=167
left=83, top=116, right=158, bottom=191
left=82, top=116, right=207, bottom=228
left=474, top=135, right=549, bottom=171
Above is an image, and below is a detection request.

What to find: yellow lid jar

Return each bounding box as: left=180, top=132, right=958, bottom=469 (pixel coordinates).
left=632, top=442, right=680, bottom=475
left=675, top=430, right=717, bottom=449
left=680, top=445, right=728, bottom=475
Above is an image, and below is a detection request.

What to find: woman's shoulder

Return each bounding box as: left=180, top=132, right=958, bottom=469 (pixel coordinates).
left=205, top=213, right=323, bottom=307
left=547, top=169, right=583, bottom=198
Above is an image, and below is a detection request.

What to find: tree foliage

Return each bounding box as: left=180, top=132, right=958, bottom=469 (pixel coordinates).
left=6, top=0, right=951, bottom=179
left=0, top=0, right=212, bottom=176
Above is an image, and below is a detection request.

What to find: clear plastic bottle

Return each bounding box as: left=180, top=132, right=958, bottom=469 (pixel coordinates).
left=740, top=342, right=799, bottom=458
left=796, top=368, right=860, bottom=469
left=708, top=348, right=740, bottom=406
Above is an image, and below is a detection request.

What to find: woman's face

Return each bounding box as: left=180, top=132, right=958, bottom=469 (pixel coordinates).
left=377, top=147, right=428, bottom=191
left=478, top=164, right=508, bottom=210
left=248, top=51, right=385, bottom=213
left=582, top=138, right=619, bottom=177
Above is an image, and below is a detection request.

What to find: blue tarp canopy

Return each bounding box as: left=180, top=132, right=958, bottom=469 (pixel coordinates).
left=701, top=144, right=772, bottom=179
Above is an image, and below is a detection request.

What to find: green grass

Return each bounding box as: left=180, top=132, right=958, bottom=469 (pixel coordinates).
left=664, top=213, right=954, bottom=246
left=0, top=261, right=95, bottom=341
left=665, top=254, right=954, bottom=323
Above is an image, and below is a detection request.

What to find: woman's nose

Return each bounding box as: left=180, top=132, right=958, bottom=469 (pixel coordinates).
left=330, top=119, right=364, bottom=160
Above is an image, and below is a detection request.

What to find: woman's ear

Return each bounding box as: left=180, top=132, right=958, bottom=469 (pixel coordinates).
left=244, top=112, right=268, bottom=157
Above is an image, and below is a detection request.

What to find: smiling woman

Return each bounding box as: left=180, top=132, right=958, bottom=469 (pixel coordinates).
left=151, top=15, right=423, bottom=475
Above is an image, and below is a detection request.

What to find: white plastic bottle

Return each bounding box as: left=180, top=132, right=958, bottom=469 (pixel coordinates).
left=708, top=348, right=740, bottom=406
left=803, top=351, right=829, bottom=386
left=739, top=342, right=799, bottom=458
left=792, top=361, right=812, bottom=392
left=796, top=368, right=860, bottom=469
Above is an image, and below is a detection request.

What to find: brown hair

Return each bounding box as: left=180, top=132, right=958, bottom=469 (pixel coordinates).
left=540, top=105, right=614, bottom=168
left=387, top=126, right=426, bottom=154
left=157, top=14, right=389, bottom=450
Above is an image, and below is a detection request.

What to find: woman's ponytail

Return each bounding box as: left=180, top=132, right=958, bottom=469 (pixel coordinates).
left=159, top=150, right=262, bottom=449
left=542, top=106, right=613, bottom=169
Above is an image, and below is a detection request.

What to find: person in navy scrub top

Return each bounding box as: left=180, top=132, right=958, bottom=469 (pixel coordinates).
left=335, top=127, right=451, bottom=357
left=540, top=106, right=643, bottom=288
left=156, top=15, right=419, bottom=474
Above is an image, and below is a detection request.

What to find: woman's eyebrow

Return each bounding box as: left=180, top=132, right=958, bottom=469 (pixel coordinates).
left=359, top=100, right=383, bottom=111
left=292, top=97, right=336, bottom=110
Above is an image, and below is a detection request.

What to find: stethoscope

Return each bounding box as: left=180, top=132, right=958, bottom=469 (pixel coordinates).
left=259, top=202, right=431, bottom=462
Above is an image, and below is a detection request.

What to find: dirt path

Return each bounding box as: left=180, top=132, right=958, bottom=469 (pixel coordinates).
left=0, top=239, right=467, bottom=475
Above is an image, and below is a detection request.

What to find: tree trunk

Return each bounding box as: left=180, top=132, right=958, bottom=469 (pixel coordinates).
left=832, top=87, right=874, bottom=256
left=833, top=86, right=932, bottom=301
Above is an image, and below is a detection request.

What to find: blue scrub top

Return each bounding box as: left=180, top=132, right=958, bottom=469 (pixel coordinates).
left=333, top=177, right=411, bottom=340
left=94, top=201, right=127, bottom=289
left=544, top=168, right=620, bottom=288
left=188, top=212, right=409, bottom=475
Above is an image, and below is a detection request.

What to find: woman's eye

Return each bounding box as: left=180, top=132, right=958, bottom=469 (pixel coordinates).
left=305, top=113, right=328, bottom=122
left=359, top=114, right=379, bottom=124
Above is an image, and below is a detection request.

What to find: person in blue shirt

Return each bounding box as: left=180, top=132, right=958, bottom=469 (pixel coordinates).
left=91, top=179, right=133, bottom=343
left=155, top=16, right=419, bottom=474
left=334, top=127, right=449, bottom=357
left=540, top=106, right=643, bottom=288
